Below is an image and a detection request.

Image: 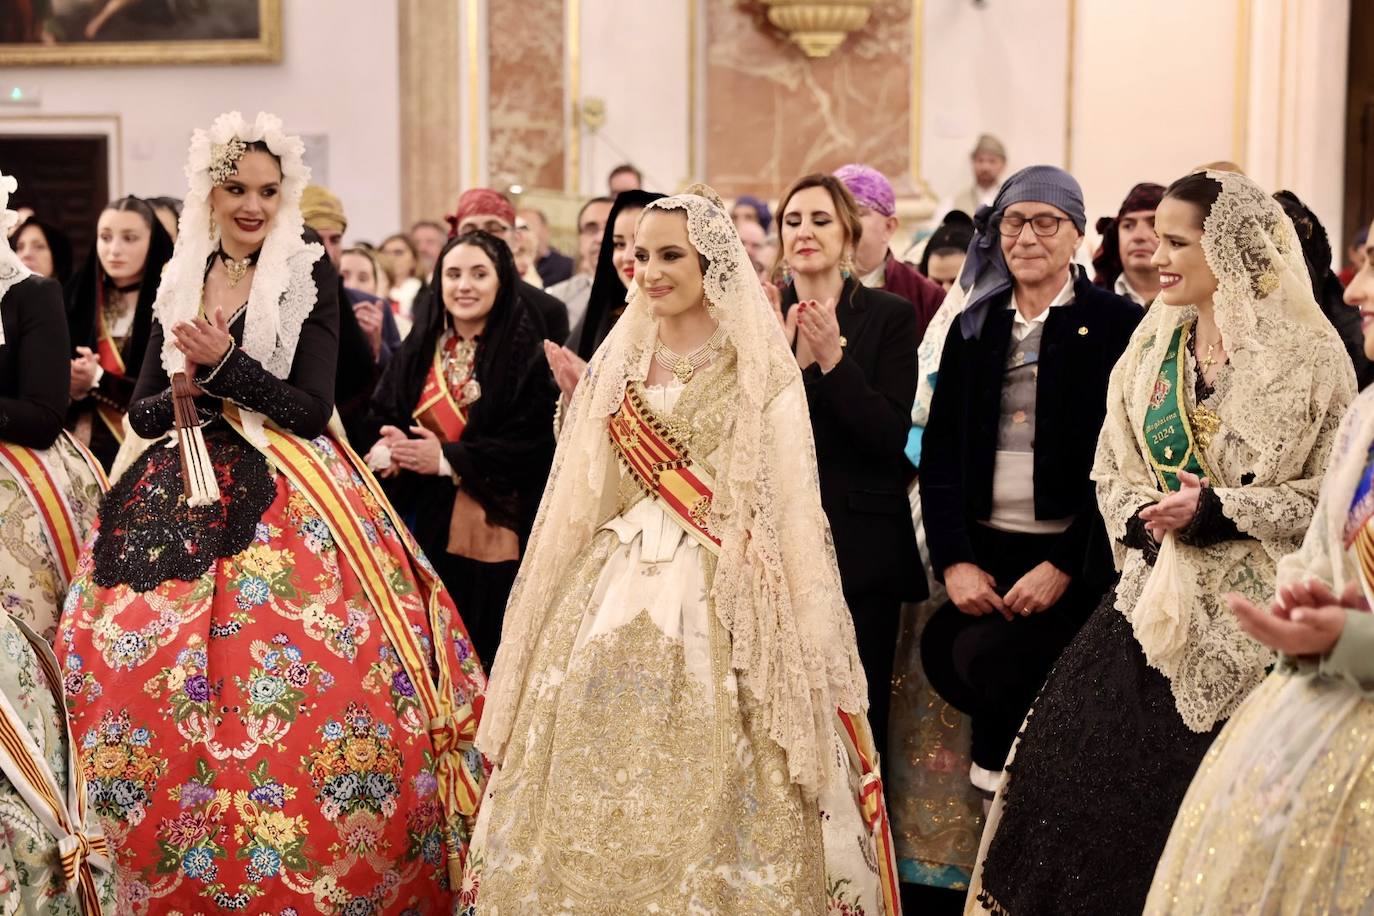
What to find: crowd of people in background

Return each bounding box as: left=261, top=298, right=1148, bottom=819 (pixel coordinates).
left=5, top=117, right=1374, bottom=915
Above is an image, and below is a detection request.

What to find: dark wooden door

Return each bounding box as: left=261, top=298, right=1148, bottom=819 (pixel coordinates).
left=1344, top=3, right=1374, bottom=257
left=0, top=135, right=109, bottom=264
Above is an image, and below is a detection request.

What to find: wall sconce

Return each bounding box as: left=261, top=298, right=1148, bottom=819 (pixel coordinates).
left=759, top=0, right=876, bottom=58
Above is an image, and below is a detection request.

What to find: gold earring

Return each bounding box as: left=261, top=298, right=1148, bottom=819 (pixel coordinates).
left=840, top=250, right=855, bottom=280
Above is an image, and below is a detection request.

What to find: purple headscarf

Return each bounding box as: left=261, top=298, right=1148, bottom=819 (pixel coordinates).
left=834, top=163, right=896, bottom=217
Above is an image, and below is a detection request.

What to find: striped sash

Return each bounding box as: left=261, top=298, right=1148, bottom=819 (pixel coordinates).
left=0, top=616, right=109, bottom=914
left=93, top=308, right=128, bottom=443
left=608, top=386, right=720, bottom=551
left=0, top=433, right=105, bottom=588
left=607, top=387, right=902, bottom=911
left=222, top=408, right=482, bottom=885
left=413, top=346, right=469, bottom=443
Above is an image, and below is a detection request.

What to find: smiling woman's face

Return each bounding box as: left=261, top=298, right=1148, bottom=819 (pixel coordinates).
left=634, top=208, right=706, bottom=320
left=1150, top=196, right=1218, bottom=309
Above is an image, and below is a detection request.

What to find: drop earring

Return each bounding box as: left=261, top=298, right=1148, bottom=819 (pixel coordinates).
left=839, top=250, right=855, bottom=280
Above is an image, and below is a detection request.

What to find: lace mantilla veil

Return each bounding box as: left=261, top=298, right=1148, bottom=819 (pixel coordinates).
left=477, top=185, right=867, bottom=796
left=1094, top=169, right=1357, bottom=730
left=0, top=170, right=33, bottom=343
left=153, top=111, right=321, bottom=442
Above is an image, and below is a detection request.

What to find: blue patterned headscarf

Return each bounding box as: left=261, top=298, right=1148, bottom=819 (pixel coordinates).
left=957, top=165, right=1086, bottom=339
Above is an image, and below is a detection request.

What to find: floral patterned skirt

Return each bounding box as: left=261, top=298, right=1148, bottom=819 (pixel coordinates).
left=56, top=433, right=485, bottom=915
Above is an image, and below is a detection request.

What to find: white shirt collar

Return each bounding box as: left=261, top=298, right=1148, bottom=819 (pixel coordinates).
left=1008, top=270, right=1076, bottom=331
left=1113, top=272, right=1148, bottom=306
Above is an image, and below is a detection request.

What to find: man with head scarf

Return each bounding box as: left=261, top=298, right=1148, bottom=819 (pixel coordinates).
left=835, top=163, right=946, bottom=343
left=436, top=188, right=569, bottom=345
left=301, top=184, right=400, bottom=447
left=918, top=165, right=1143, bottom=795
left=1092, top=181, right=1165, bottom=306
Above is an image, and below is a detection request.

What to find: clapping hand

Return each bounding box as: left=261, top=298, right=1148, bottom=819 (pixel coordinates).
left=1227, top=578, right=1369, bottom=656
left=544, top=340, right=586, bottom=401
left=796, top=297, right=841, bottom=372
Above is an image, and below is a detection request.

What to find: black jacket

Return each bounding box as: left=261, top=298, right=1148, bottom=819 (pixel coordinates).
left=128, top=254, right=339, bottom=442
left=920, top=273, right=1142, bottom=581
left=0, top=276, right=69, bottom=449
left=783, top=279, right=926, bottom=602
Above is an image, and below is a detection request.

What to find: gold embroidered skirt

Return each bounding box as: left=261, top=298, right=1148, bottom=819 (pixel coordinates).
left=466, top=502, right=883, bottom=914
left=1146, top=670, right=1374, bottom=915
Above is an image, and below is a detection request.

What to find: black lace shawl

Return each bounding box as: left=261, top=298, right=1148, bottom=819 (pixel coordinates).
left=571, top=190, right=665, bottom=360
left=63, top=205, right=174, bottom=385
left=368, top=232, right=556, bottom=547
left=91, top=251, right=340, bottom=591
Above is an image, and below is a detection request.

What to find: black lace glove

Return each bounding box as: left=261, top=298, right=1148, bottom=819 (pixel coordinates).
left=1177, top=485, right=1245, bottom=547
left=1123, top=505, right=1161, bottom=566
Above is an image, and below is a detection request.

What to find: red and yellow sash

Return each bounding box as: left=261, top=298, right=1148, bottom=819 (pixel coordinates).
left=223, top=408, right=483, bottom=885
left=837, top=708, right=902, bottom=916
left=607, top=386, right=901, bottom=912
left=0, top=617, right=109, bottom=914
left=93, top=304, right=129, bottom=444
left=0, top=438, right=94, bottom=587
left=413, top=345, right=468, bottom=443
left=608, top=386, right=719, bottom=551
left=95, top=309, right=125, bottom=378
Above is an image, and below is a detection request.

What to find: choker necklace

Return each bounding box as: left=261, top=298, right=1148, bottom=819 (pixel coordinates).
left=654, top=326, right=726, bottom=384
left=217, top=246, right=261, bottom=288
left=110, top=279, right=141, bottom=295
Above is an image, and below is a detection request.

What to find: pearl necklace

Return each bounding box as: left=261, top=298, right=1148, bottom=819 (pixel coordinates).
left=654, top=327, right=726, bottom=384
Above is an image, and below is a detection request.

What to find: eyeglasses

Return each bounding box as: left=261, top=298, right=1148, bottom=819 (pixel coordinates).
left=579, top=221, right=605, bottom=237
left=461, top=220, right=511, bottom=238
left=998, top=214, right=1072, bottom=238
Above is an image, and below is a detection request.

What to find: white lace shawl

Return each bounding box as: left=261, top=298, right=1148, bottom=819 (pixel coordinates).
left=1093, top=170, right=1357, bottom=731
left=0, top=171, right=34, bottom=345
left=1275, top=385, right=1374, bottom=599
left=153, top=112, right=321, bottom=418
left=476, top=186, right=868, bottom=796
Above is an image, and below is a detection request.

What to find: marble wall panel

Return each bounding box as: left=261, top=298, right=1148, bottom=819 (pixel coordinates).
left=705, top=0, right=912, bottom=199
left=489, top=0, right=566, bottom=190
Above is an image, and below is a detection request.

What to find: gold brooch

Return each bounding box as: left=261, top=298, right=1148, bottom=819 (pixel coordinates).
left=1078, top=326, right=1089, bottom=336
left=1191, top=404, right=1222, bottom=450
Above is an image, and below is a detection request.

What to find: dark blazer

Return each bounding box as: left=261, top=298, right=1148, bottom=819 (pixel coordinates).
left=520, top=280, right=569, bottom=346
left=783, top=278, right=926, bottom=602
left=920, top=272, right=1143, bottom=581
left=0, top=276, right=69, bottom=449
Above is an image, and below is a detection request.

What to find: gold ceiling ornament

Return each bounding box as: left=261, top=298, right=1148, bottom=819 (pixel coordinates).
left=759, top=0, right=877, bottom=58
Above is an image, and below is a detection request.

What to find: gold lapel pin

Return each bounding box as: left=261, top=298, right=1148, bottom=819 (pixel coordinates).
left=1078, top=326, right=1089, bottom=336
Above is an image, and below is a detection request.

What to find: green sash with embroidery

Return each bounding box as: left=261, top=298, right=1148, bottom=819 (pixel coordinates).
left=1143, top=322, right=1212, bottom=492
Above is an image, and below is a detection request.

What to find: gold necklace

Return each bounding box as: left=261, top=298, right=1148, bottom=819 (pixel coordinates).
left=218, top=247, right=257, bottom=289
left=654, top=327, right=726, bottom=384
left=1199, top=340, right=1218, bottom=373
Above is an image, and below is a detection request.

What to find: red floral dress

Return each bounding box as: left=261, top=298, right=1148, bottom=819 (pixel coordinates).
left=56, top=430, right=486, bottom=915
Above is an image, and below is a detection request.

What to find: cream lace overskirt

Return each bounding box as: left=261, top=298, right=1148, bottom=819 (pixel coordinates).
left=466, top=382, right=883, bottom=915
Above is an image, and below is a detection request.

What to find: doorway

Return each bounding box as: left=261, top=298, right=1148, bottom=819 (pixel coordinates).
left=0, top=134, right=110, bottom=262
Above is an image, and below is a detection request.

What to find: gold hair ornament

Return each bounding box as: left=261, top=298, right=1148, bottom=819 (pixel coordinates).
left=209, top=137, right=248, bottom=186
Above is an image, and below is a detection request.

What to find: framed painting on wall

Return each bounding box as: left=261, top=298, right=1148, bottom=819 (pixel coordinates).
left=0, top=0, right=282, bottom=66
